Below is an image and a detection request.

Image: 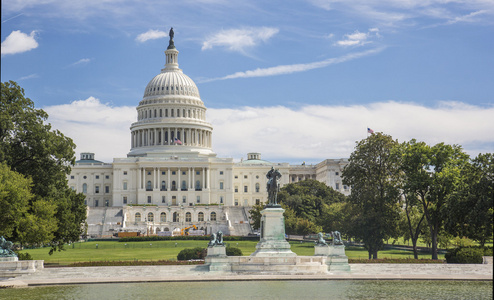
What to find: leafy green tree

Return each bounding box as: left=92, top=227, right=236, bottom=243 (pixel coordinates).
left=446, top=153, right=493, bottom=246
left=0, top=81, right=86, bottom=253
left=342, top=132, right=401, bottom=259
left=248, top=203, right=264, bottom=230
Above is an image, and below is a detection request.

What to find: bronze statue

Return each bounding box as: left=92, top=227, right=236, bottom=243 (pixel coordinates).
left=167, top=27, right=175, bottom=49
left=0, top=236, right=17, bottom=257
left=266, top=167, right=282, bottom=206
left=315, top=232, right=328, bottom=246
left=169, top=27, right=174, bottom=40
left=208, top=231, right=224, bottom=247
left=331, top=231, right=343, bottom=245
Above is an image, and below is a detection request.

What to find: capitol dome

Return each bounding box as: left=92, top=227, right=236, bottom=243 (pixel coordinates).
left=128, top=28, right=214, bottom=158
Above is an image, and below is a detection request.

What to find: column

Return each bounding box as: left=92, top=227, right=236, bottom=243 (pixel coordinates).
left=161, top=128, right=164, bottom=145
left=192, top=167, right=195, bottom=189
left=167, top=167, right=171, bottom=190
left=206, top=167, right=210, bottom=189
left=137, top=167, right=141, bottom=189
left=154, top=167, right=157, bottom=189
left=188, top=167, right=192, bottom=189
left=178, top=168, right=181, bottom=190
left=167, top=128, right=171, bottom=145
left=202, top=167, right=205, bottom=189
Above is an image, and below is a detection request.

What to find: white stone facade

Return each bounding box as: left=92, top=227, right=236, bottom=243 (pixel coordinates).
left=67, top=35, right=349, bottom=237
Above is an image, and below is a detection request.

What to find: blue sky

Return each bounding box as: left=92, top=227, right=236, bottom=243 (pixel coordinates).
left=2, top=0, right=493, bottom=163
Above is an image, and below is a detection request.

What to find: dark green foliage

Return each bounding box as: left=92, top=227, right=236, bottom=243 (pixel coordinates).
left=445, top=247, right=484, bottom=264
left=226, top=246, right=243, bottom=256
left=177, top=247, right=206, bottom=260
left=118, top=235, right=258, bottom=242
left=15, top=252, right=33, bottom=260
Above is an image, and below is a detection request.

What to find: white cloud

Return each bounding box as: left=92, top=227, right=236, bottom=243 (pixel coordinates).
left=136, top=29, right=168, bottom=43
left=335, top=29, right=380, bottom=47
left=201, top=27, right=279, bottom=54
left=18, top=73, right=39, bottom=80
left=1, top=30, right=38, bottom=55
left=69, top=58, right=91, bottom=67
left=201, top=47, right=384, bottom=82
left=45, top=99, right=494, bottom=163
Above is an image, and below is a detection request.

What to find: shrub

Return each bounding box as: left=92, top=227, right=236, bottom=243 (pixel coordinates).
left=483, top=247, right=493, bottom=256
left=226, top=246, right=243, bottom=256
left=177, top=247, right=206, bottom=260
left=445, top=247, right=483, bottom=264
left=15, top=252, right=33, bottom=260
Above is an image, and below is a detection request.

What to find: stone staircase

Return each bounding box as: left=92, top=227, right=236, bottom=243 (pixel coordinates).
left=225, top=207, right=252, bottom=236
left=86, top=207, right=124, bottom=237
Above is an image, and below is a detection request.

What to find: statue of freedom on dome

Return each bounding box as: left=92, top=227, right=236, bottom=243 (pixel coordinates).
left=168, top=27, right=175, bottom=49
left=169, top=27, right=174, bottom=40
left=266, top=167, right=282, bottom=207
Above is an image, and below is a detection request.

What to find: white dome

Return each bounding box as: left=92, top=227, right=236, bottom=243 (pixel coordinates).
left=143, top=70, right=200, bottom=99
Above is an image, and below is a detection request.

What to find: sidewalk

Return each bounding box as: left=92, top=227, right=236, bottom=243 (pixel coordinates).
left=1, top=263, right=492, bottom=288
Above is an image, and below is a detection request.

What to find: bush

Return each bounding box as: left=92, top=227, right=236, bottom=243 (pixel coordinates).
left=226, top=246, right=243, bottom=256
left=15, top=252, right=33, bottom=260
left=445, top=247, right=484, bottom=264
left=177, top=247, right=206, bottom=260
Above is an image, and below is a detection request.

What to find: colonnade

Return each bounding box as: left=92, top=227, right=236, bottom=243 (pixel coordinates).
left=136, top=166, right=210, bottom=191
left=131, top=127, right=212, bottom=148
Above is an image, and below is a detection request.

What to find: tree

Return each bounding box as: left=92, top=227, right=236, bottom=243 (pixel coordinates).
left=0, top=81, right=86, bottom=253
left=249, top=203, right=264, bottom=231
left=342, top=132, right=401, bottom=259
left=446, top=153, right=493, bottom=246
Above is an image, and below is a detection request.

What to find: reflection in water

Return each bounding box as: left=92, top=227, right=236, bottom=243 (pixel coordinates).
left=1, top=280, right=492, bottom=300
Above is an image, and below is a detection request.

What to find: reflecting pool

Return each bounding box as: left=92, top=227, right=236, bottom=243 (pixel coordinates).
left=1, top=280, right=492, bottom=300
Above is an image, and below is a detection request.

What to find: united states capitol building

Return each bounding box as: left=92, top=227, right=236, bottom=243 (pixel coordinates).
left=68, top=31, right=350, bottom=238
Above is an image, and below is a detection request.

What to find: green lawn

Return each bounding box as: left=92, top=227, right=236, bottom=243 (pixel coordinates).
left=20, top=240, right=444, bottom=265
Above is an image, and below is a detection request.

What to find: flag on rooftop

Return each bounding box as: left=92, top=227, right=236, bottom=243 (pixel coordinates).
left=367, top=128, right=374, bottom=134
left=174, top=138, right=182, bottom=145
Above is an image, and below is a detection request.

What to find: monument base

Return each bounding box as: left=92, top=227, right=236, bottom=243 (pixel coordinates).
left=204, top=246, right=231, bottom=272
left=250, top=206, right=296, bottom=257
left=326, top=245, right=350, bottom=272
left=0, top=260, right=44, bottom=278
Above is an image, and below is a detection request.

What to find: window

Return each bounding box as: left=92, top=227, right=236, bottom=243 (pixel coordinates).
left=147, top=171, right=151, bottom=175
left=160, top=212, right=166, bottom=222
left=195, top=181, right=201, bottom=190
left=105, top=175, right=110, bottom=179
left=234, top=175, right=238, bottom=179
left=181, top=180, right=187, bottom=190
left=244, top=175, right=247, bottom=179
left=105, top=185, right=110, bottom=193
left=123, top=196, right=127, bottom=204
left=96, top=175, right=99, bottom=179
left=83, top=176, right=87, bottom=179
left=172, top=171, right=176, bottom=175
left=186, top=212, right=191, bottom=222
left=95, top=199, right=99, bottom=207
left=173, top=212, right=179, bottom=222
left=162, top=196, right=166, bottom=203
left=123, top=171, right=127, bottom=175
left=146, top=181, right=152, bottom=191
left=244, top=186, right=248, bottom=193
left=148, top=212, right=154, bottom=222
left=161, top=171, right=166, bottom=175
left=95, top=186, right=100, bottom=193
left=256, top=199, right=260, bottom=205
left=256, top=175, right=259, bottom=179
left=147, top=196, right=152, bottom=203
left=220, top=196, right=223, bottom=204
left=196, top=196, right=200, bottom=203
left=210, top=212, right=217, bottom=221
left=161, top=181, right=166, bottom=191
left=70, top=175, right=74, bottom=179
left=344, top=185, right=348, bottom=190
left=105, top=200, right=109, bottom=207
left=219, top=182, right=224, bottom=190
left=335, top=183, right=340, bottom=190
left=335, top=172, right=339, bottom=176
left=71, top=186, right=75, bottom=191
left=196, top=171, right=200, bottom=175
left=172, top=181, right=177, bottom=191
left=255, top=183, right=260, bottom=193
left=135, top=213, right=141, bottom=222
left=182, top=196, right=186, bottom=203
left=235, top=186, right=238, bottom=193
left=182, top=171, right=186, bottom=175
left=82, top=183, right=87, bottom=193
left=123, top=182, right=128, bottom=190
left=235, top=199, right=238, bottom=206
left=219, top=171, right=224, bottom=175
left=198, top=212, right=204, bottom=221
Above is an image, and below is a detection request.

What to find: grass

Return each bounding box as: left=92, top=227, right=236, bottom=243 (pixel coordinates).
left=20, top=240, right=445, bottom=265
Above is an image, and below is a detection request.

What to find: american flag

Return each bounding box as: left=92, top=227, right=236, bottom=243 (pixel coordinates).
left=174, top=138, right=182, bottom=145
left=367, top=128, right=374, bottom=134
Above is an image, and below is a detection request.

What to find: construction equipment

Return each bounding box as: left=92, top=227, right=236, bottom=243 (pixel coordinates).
left=180, top=225, right=198, bottom=236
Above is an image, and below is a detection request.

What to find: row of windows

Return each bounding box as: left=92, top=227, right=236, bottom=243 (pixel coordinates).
left=135, top=211, right=216, bottom=222
left=72, top=175, right=110, bottom=180
left=82, top=184, right=110, bottom=194
left=123, top=195, right=202, bottom=204
left=138, top=108, right=203, bottom=120
left=234, top=175, right=259, bottom=179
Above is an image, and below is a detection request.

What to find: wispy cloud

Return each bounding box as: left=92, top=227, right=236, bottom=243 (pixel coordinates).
left=202, top=27, right=279, bottom=55
left=200, top=47, right=385, bottom=82
left=136, top=29, right=167, bottom=43
left=46, top=98, right=494, bottom=163
left=335, top=28, right=380, bottom=47
left=2, top=13, right=24, bottom=23
left=18, top=74, right=39, bottom=80
left=1, top=30, right=38, bottom=55
left=68, top=58, right=92, bottom=67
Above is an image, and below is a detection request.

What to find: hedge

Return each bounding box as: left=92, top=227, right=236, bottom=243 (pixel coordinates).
left=445, top=247, right=484, bottom=264
left=119, top=235, right=259, bottom=242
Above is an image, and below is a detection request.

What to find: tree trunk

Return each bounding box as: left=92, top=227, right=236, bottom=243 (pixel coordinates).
left=431, top=224, right=438, bottom=260
left=412, top=239, right=418, bottom=259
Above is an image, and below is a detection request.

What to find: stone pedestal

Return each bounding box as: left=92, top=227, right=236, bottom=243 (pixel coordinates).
left=205, top=246, right=231, bottom=272
left=326, top=245, right=350, bottom=272
left=251, top=206, right=296, bottom=257
left=0, top=259, right=44, bottom=278
left=314, top=245, right=330, bottom=256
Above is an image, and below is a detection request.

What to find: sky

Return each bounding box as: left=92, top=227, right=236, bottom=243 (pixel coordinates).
left=2, top=0, right=494, bottom=164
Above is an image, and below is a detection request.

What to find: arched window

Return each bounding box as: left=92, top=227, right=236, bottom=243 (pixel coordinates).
left=186, top=212, right=192, bottom=222
left=161, top=181, right=166, bottom=191
left=177, top=109, right=180, bottom=117
left=198, top=212, right=204, bottom=222
left=210, top=212, right=217, bottom=221
left=148, top=212, right=154, bottom=222
left=154, top=110, right=157, bottom=118
left=165, top=109, right=168, bottom=117
left=160, top=212, right=166, bottom=222
left=160, top=109, right=162, bottom=117
left=82, top=183, right=87, bottom=193
left=173, top=212, right=179, bottom=222
left=181, top=180, right=187, bottom=190
left=172, top=181, right=177, bottom=191
left=135, top=212, right=141, bottom=222
left=146, top=181, right=152, bottom=191
left=195, top=180, right=201, bottom=190
left=255, top=183, right=260, bottom=193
